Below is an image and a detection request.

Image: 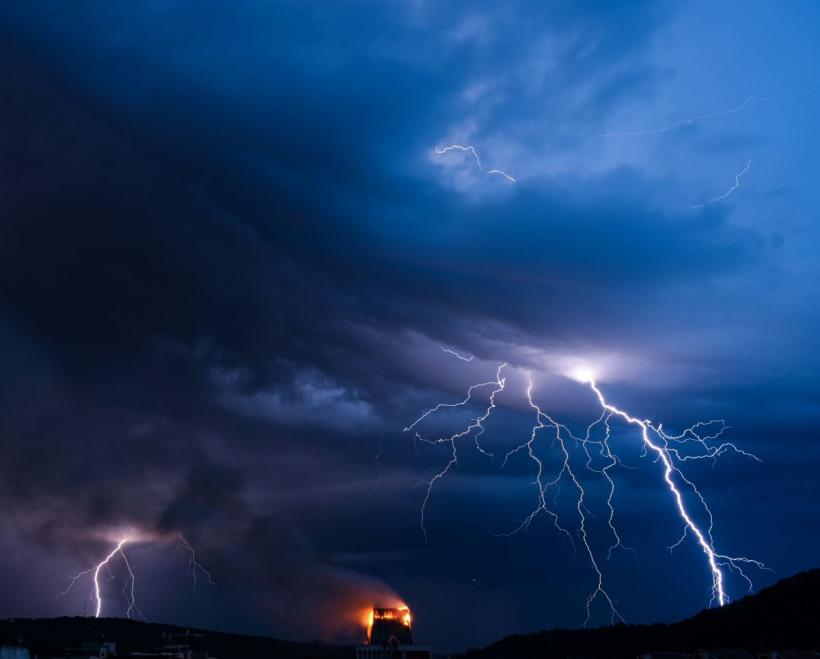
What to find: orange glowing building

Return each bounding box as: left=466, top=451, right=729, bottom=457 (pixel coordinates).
left=356, top=607, right=431, bottom=659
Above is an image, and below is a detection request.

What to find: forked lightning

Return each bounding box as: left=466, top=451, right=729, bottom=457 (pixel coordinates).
left=405, top=361, right=767, bottom=623
left=56, top=533, right=214, bottom=619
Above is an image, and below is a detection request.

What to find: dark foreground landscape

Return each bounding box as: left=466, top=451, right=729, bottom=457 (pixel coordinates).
left=466, top=569, right=820, bottom=658
left=2, top=570, right=818, bottom=659
left=0, top=617, right=352, bottom=659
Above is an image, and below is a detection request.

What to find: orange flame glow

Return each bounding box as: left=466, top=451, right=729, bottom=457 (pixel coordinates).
left=361, top=604, right=412, bottom=642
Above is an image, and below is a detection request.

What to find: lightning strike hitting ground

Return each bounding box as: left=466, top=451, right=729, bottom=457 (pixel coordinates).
left=55, top=537, right=143, bottom=620
left=56, top=533, right=214, bottom=618
left=435, top=144, right=516, bottom=183
left=584, top=378, right=767, bottom=607
left=406, top=363, right=767, bottom=623
left=690, top=160, right=752, bottom=208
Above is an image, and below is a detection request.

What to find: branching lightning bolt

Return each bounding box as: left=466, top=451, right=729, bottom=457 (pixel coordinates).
left=435, top=144, right=516, bottom=183
left=178, top=534, right=216, bottom=591
left=500, top=380, right=625, bottom=625
left=404, top=363, right=507, bottom=542
left=584, top=379, right=768, bottom=606
left=406, top=363, right=768, bottom=624
left=56, top=537, right=144, bottom=620
left=56, top=533, right=214, bottom=618
left=690, top=160, right=752, bottom=208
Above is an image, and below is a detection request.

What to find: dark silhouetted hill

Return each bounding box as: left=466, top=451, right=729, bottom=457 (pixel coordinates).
left=466, top=569, right=820, bottom=659
left=2, top=570, right=817, bottom=659
left=0, top=617, right=353, bottom=659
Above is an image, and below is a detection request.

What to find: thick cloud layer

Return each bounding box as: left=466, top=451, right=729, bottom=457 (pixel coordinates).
left=1, top=1, right=819, bottom=652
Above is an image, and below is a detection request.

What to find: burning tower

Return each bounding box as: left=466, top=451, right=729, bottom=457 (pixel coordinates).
left=356, top=606, right=431, bottom=659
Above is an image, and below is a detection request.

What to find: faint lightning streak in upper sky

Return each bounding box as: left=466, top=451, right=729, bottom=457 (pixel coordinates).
left=435, top=144, right=516, bottom=183
left=690, top=160, right=752, bottom=208
left=441, top=347, right=475, bottom=362
left=604, top=81, right=818, bottom=139
left=604, top=97, right=767, bottom=139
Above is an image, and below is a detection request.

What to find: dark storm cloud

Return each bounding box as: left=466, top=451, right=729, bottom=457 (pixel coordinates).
left=1, top=0, right=818, bottom=652
left=0, top=30, right=404, bottom=636
left=0, top=0, right=696, bottom=405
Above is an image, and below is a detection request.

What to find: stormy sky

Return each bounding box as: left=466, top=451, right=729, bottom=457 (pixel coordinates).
left=1, top=0, right=819, bottom=652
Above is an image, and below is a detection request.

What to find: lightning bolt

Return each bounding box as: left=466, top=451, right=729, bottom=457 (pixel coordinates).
left=120, top=542, right=144, bottom=621
left=604, top=97, right=767, bottom=139
left=178, top=534, right=216, bottom=591
left=55, top=537, right=143, bottom=619
left=690, top=160, right=752, bottom=208
left=434, top=144, right=516, bottom=183
left=404, top=363, right=507, bottom=542
left=500, top=380, right=624, bottom=625
left=584, top=378, right=768, bottom=606
left=406, top=362, right=767, bottom=623
left=56, top=533, right=214, bottom=618
left=441, top=346, right=475, bottom=362
left=604, top=82, right=817, bottom=139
